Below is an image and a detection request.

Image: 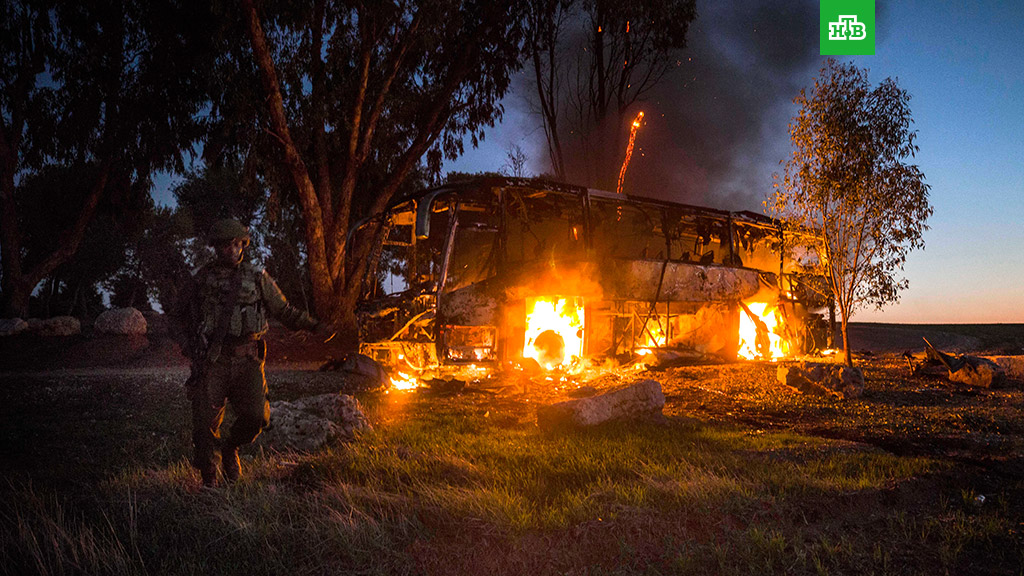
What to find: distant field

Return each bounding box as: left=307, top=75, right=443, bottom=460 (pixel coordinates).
left=844, top=322, right=1024, bottom=355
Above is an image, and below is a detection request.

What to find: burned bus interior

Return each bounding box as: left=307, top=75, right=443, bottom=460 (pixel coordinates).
left=356, top=177, right=830, bottom=377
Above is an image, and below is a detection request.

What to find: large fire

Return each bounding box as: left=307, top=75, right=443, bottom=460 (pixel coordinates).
left=737, top=301, right=789, bottom=360
left=523, top=297, right=585, bottom=370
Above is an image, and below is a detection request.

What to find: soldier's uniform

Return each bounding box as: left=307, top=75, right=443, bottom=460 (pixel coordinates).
left=175, top=220, right=320, bottom=486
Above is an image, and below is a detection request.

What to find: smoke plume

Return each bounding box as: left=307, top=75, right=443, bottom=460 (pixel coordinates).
left=524, top=0, right=832, bottom=212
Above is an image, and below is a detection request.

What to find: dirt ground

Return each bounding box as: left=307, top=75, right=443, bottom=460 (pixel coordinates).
left=3, top=321, right=1023, bottom=475
left=1, top=320, right=1019, bottom=372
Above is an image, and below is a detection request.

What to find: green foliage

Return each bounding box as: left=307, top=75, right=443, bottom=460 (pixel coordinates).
left=769, top=59, right=932, bottom=362
left=212, top=0, right=532, bottom=322
left=0, top=0, right=222, bottom=317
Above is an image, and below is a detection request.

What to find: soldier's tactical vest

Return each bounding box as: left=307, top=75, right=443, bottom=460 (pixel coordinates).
left=197, top=261, right=269, bottom=339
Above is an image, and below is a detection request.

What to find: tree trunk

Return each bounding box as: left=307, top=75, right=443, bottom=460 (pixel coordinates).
left=0, top=279, right=33, bottom=319
left=840, top=316, right=853, bottom=367
left=242, top=0, right=335, bottom=322
left=828, top=298, right=836, bottom=348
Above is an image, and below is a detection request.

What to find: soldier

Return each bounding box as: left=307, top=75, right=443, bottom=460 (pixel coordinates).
left=172, top=219, right=330, bottom=487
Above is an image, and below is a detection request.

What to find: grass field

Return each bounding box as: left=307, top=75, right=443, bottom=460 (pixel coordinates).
left=2, top=330, right=1024, bottom=575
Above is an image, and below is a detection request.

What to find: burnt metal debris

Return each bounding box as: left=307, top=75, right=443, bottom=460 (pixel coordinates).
left=915, top=338, right=1007, bottom=388
left=354, top=177, right=831, bottom=378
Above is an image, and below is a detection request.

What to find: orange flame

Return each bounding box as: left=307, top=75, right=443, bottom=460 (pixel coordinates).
left=737, top=302, right=789, bottom=361
left=634, top=315, right=666, bottom=355
left=389, top=371, right=420, bottom=391
left=523, top=297, right=585, bottom=370
left=616, top=111, right=644, bottom=194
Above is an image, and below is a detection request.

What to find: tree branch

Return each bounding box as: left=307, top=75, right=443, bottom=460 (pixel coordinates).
left=241, top=0, right=333, bottom=312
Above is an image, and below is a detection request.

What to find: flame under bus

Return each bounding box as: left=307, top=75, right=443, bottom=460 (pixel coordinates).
left=356, top=177, right=829, bottom=376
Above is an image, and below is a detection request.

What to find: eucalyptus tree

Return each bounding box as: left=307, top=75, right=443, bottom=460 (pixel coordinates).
left=769, top=59, right=931, bottom=365
left=0, top=0, right=219, bottom=317
left=237, top=0, right=527, bottom=324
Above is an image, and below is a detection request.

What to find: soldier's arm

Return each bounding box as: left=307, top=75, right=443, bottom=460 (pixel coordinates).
left=259, top=270, right=320, bottom=331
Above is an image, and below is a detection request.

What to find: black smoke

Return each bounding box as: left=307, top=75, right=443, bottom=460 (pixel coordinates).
left=517, top=0, right=840, bottom=211
left=625, top=0, right=825, bottom=210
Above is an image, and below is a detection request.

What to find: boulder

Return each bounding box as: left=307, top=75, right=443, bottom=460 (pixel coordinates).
left=983, top=356, right=1024, bottom=381
left=777, top=362, right=864, bottom=399
left=94, top=307, right=148, bottom=335
left=142, top=311, right=169, bottom=336
left=257, top=393, right=370, bottom=452
left=948, top=356, right=1005, bottom=389
left=0, top=318, right=28, bottom=336
left=537, top=379, right=665, bottom=428
left=28, top=316, right=81, bottom=336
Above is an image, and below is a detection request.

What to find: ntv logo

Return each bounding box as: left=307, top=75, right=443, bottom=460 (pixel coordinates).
left=820, top=1, right=874, bottom=55
left=828, top=15, right=867, bottom=41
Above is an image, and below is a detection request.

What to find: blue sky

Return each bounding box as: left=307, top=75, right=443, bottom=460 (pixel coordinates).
left=447, top=1, right=1024, bottom=324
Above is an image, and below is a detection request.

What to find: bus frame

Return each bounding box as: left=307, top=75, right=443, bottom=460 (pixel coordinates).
left=355, top=177, right=830, bottom=376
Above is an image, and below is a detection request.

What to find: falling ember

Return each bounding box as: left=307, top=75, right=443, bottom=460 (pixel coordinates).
left=523, top=297, right=585, bottom=370
left=737, top=302, right=789, bottom=361
left=616, top=111, right=644, bottom=194
left=389, top=371, right=420, bottom=391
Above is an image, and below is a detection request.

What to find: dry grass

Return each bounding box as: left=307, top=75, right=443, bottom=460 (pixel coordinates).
left=3, top=353, right=1024, bottom=575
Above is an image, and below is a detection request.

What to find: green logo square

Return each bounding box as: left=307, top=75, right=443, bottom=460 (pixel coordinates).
left=820, top=0, right=875, bottom=55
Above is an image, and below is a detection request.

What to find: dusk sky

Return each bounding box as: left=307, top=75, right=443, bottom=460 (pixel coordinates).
left=446, top=0, right=1024, bottom=324
left=146, top=1, right=1024, bottom=324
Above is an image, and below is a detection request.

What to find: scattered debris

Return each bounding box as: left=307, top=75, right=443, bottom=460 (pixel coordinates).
left=424, top=378, right=466, bottom=395
left=318, top=353, right=389, bottom=391
left=777, top=362, right=864, bottom=399
left=636, top=348, right=709, bottom=370
left=567, top=385, right=598, bottom=398
left=921, top=338, right=1006, bottom=388
left=536, top=379, right=665, bottom=428
left=903, top=350, right=947, bottom=378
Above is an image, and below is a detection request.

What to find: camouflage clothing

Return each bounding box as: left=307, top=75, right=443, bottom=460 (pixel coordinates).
left=175, top=258, right=319, bottom=484
left=195, top=261, right=317, bottom=347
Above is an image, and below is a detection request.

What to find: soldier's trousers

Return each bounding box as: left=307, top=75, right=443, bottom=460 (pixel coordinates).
left=189, top=341, right=270, bottom=475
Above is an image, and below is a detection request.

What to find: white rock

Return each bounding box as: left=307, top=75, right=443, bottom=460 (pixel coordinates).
left=28, top=316, right=81, bottom=336
left=257, top=393, right=370, bottom=452
left=777, top=362, right=864, bottom=399
left=0, top=318, right=28, bottom=336
left=94, top=307, right=148, bottom=335
left=949, top=356, right=1005, bottom=389
left=537, top=379, right=665, bottom=428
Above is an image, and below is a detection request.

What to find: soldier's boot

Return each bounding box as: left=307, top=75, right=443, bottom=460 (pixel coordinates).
left=200, top=467, right=218, bottom=488
left=222, top=445, right=241, bottom=483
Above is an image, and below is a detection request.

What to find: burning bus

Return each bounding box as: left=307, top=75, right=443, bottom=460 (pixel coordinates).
left=355, top=177, right=830, bottom=377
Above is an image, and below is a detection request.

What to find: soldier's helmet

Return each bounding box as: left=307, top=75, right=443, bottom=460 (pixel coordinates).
left=208, top=219, right=251, bottom=247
